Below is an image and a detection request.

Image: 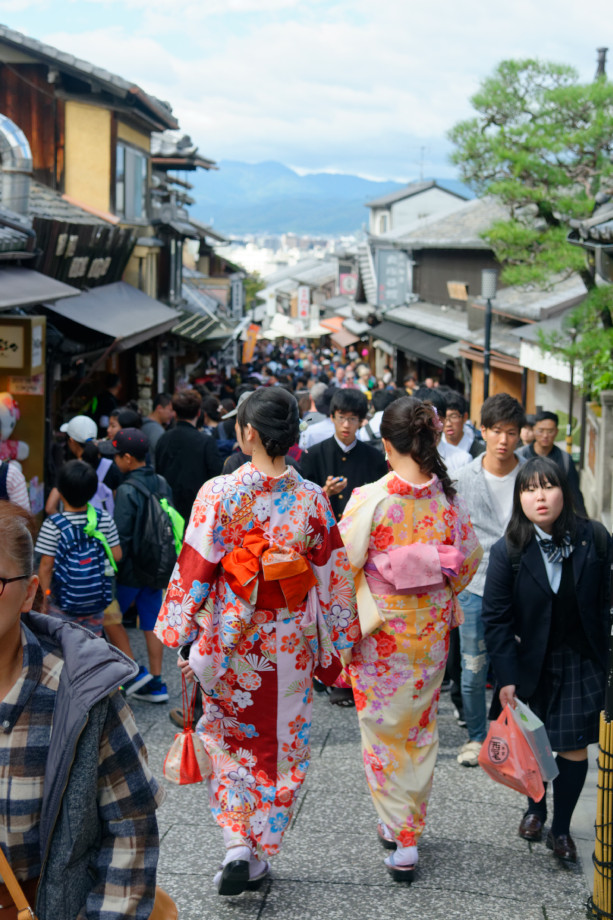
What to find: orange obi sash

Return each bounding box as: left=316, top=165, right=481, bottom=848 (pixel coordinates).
left=221, top=527, right=317, bottom=613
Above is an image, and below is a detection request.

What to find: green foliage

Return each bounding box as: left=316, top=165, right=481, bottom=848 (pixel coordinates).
left=448, top=59, right=613, bottom=287
left=537, top=287, right=613, bottom=396
left=243, top=272, right=266, bottom=309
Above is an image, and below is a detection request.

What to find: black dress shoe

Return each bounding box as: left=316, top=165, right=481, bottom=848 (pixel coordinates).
left=546, top=831, right=577, bottom=863
left=518, top=812, right=544, bottom=841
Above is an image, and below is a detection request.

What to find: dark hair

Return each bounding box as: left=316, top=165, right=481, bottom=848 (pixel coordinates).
left=80, top=439, right=101, bottom=470
left=110, top=407, right=142, bottom=429
left=535, top=410, right=559, bottom=427
left=57, top=459, right=98, bottom=508
left=202, top=395, right=222, bottom=423
left=172, top=390, right=202, bottom=420
left=506, top=457, right=579, bottom=550
left=413, top=386, right=447, bottom=416
left=153, top=393, right=172, bottom=410
left=380, top=396, right=456, bottom=501
left=372, top=388, right=401, bottom=413
left=237, top=387, right=300, bottom=458
left=0, top=501, right=35, bottom=577
left=105, top=373, right=120, bottom=390
left=445, top=392, right=467, bottom=416
left=221, top=398, right=236, bottom=414
left=480, top=393, right=525, bottom=431
left=330, top=388, right=368, bottom=420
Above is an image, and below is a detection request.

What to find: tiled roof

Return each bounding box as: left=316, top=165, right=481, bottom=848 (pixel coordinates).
left=0, top=23, right=177, bottom=129
left=365, top=180, right=469, bottom=209
left=374, top=196, right=509, bottom=249
left=568, top=198, right=613, bottom=246
left=0, top=207, right=32, bottom=252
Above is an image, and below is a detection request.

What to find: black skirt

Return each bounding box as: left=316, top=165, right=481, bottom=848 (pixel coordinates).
left=528, top=645, right=605, bottom=752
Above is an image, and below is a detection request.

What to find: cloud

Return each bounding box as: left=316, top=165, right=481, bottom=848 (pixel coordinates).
left=27, top=0, right=613, bottom=178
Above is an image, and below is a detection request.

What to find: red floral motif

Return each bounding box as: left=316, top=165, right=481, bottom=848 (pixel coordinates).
left=295, top=646, right=311, bottom=670
left=280, top=633, right=299, bottom=653
left=354, top=688, right=368, bottom=711
left=372, top=523, right=394, bottom=550
left=398, top=828, right=417, bottom=847
left=375, top=632, right=397, bottom=658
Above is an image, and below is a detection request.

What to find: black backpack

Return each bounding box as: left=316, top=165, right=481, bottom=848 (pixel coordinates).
left=362, top=422, right=385, bottom=454
left=128, top=477, right=178, bottom=590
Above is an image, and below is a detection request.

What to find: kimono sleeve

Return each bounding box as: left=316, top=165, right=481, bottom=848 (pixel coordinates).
left=154, top=479, right=226, bottom=648
left=448, top=494, right=483, bottom=596
left=307, top=489, right=359, bottom=652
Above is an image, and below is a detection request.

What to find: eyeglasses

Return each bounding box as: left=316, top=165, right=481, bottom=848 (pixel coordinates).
left=0, top=574, right=30, bottom=597
left=335, top=415, right=360, bottom=425
left=534, top=427, right=557, bottom=436
left=445, top=412, right=463, bottom=422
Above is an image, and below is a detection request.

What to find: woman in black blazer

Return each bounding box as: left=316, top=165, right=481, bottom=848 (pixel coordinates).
left=482, top=457, right=611, bottom=864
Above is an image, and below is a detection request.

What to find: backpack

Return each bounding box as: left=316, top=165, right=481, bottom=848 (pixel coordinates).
left=0, top=462, right=8, bottom=501
left=128, top=476, right=185, bottom=590
left=92, top=457, right=114, bottom=516
left=50, top=507, right=113, bottom=615
left=363, top=422, right=385, bottom=454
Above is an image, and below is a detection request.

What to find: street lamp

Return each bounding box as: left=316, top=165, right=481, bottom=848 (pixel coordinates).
left=481, top=269, right=498, bottom=400
left=566, top=327, right=578, bottom=455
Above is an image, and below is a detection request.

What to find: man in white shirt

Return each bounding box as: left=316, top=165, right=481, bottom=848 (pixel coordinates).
left=454, top=393, right=526, bottom=766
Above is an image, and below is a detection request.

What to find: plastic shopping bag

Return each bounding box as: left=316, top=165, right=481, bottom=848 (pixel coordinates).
left=163, top=676, right=211, bottom=785
left=478, top=705, right=545, bottom=801
left=510, top=698, right=559, bottom=782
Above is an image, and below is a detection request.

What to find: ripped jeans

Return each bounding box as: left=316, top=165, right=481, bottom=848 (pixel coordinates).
left=457, top=590, right=488, bottom=744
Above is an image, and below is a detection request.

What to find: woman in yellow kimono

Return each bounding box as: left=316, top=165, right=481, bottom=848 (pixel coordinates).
left=339, top=396, right=482, bottom=881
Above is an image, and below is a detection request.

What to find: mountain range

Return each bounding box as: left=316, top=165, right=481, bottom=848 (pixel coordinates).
left=187, top=160, right=471, bottom=236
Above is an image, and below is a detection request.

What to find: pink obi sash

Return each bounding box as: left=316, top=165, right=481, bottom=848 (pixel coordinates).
left=364, top=543, right=465, bottom=596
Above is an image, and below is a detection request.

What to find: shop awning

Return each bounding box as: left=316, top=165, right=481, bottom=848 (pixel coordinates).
left=331, top=328, right=359, bottom=349
left=0, top=267, right=80, bottom=310
left=319, top=315, right=345, bottom=333
left=371, top=320, right=452, bottom=368
left=172, top=282, right=235, bottom=344
left=44, top=281, right=179, bottom=351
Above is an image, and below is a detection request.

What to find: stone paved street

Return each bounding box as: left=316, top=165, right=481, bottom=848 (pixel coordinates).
left=129, top=634, right=596, bottom=920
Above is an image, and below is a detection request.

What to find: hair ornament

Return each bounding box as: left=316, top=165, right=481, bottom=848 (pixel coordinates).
left=431, top=406, right=444, bottom=432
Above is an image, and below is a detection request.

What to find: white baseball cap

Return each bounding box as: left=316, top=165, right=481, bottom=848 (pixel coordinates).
left=60, top=415, right=98, bottom=443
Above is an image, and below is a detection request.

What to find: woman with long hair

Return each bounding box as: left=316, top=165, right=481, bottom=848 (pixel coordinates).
left=482, top=456, right=612, bottom=863
left=338, top=396, right=482, bottom=881
left=154, top=387, right=358, bottom=895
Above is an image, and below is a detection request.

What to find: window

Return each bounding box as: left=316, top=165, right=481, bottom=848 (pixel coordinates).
left=115, top=143, right=148, bottom=220
left=378, top=213, right=389, bottom=234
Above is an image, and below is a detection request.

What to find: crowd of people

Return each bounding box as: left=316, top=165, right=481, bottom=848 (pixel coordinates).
left=0, top=337, right=608, bottom=917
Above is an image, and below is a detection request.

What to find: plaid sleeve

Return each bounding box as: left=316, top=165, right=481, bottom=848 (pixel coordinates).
left=77, top=691, right=164, bottom=920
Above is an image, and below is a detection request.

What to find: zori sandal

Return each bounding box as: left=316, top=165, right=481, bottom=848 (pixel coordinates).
left=377, top=820, right=397, bottom=851
left=384, top=846, right=418, bottom=883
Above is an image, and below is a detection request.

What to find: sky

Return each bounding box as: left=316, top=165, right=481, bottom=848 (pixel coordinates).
left=0, top=0, right=610, bottom=182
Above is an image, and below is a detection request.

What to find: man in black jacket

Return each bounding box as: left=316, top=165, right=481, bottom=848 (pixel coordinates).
left=301, top=388, right=388, bottom=520
left=155, top=389, right=222, bottom=522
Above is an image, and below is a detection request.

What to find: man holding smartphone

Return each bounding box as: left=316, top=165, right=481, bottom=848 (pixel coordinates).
left=301, top=389, right=388, bottom=521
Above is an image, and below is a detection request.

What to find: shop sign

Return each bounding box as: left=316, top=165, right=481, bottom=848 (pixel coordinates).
left=0, top=317, right=45, bottom=375
left=297, top=285, right=310, bottom=321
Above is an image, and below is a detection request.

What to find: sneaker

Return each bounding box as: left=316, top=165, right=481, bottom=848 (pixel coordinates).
left=122, top=665, right=152, bottom=697
left=132, top=676, right=169, bottom=703
left=453, top=706, right=467, bottom=728
left=457, top=740, right=482, bottom=767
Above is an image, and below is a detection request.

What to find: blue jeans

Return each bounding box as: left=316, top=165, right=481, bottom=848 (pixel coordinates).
left=458, top=590, right=489, bottom=743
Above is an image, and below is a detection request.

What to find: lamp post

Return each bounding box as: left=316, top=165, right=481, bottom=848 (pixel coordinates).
left=481, top=269, right=497, bottom=401
left=566, top=327, right=578, bottom=455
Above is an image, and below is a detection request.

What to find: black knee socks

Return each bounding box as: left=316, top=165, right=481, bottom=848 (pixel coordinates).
left=551, top=755, right=588, bottom=837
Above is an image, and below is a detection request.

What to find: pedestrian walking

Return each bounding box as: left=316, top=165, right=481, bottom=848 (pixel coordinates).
left=482, top=456, right=612, bottom=863
left=0, top=501, right=163, bottom=920
left=45, top=415, right=122, bottom=516
left=155, top=387, right=358, bottom=896
left=454, top=393, right=526, bottom=766
left=155, top=389, right=222, bottom=522
left=35, top=459, right=121, bottom=637
left=338, top=397, right=482, bottom=880
left=518, top=410, right=586, bottom=514
left=107, top=428, right=178, bottom=702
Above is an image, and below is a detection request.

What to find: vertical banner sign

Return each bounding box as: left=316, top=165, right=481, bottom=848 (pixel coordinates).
left=297, top=285, right=310, bottom=323
left=376, top=249, right=408, bottom=308
left=230, top=274, right=245, bottom=321
left=339, top=260, right=358, bottom=296
left=242, top=324, right=260, bottom=364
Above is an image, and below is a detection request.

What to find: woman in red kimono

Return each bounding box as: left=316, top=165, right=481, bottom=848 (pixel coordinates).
left=155, top=387, right=358, bottom=896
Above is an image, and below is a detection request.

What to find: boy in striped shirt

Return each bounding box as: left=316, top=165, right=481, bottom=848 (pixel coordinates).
left=36, top=460, right=121, bottom=635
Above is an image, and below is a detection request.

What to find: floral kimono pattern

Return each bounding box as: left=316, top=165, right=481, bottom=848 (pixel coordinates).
left=155, top=463, right=358, bottom=856
left=339, top=472, right=481, bottom=847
